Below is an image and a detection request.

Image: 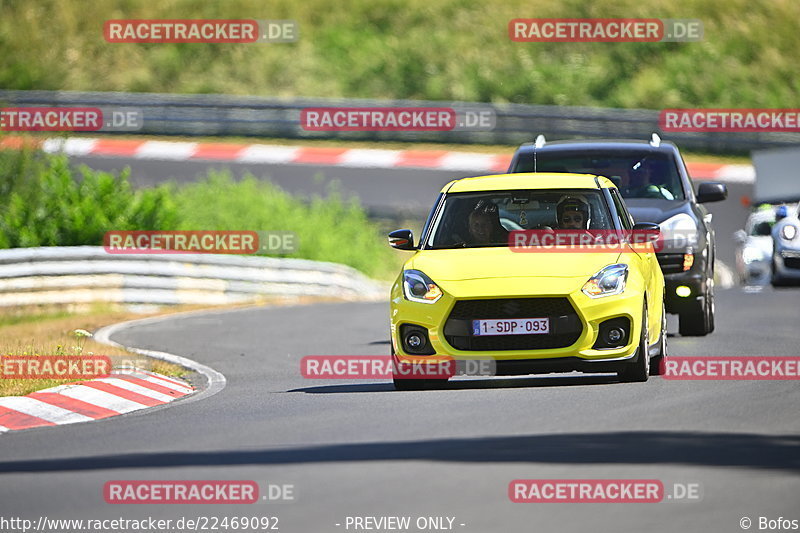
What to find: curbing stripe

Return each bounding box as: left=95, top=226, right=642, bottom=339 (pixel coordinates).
left=0, top=397, right=94, bottom=425
left=135, top=140, right=198, bottom=160
left=77, top=380, right=166, bottom=406
left=5, top=135, right=754, bottom=181
left=94, top=311, right=228, bottom=407
left=138, top=370, right=196, bottom=391
left=92, top=139, right=145, bottom=156
left=0, top=406, right=56, bottom=430
left=53, top=384, right=154, bottom=414
left=111, top=374, right=188, bottom=398
left=86, top=377, right=185, bottom=403
left=112, top=370, right=193, bottom=393
left=28, top=392, right=120, bottom=419
left=237, top=144, right=298, bottom=163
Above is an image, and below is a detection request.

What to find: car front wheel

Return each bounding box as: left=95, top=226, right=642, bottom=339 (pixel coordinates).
left=679, top=279, right=714, bottom=336
left=649, top=300, right=668, bottom=375
left=619, top=304, right=650, bottom=383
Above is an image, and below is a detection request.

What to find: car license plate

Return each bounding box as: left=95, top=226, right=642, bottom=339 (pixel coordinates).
left=472, top=318, right=549, bottom=336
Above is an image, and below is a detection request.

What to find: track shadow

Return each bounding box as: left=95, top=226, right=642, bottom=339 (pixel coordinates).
left=289, top=373, right=623, bottom=394
left=1, top=431, right=797, bottom=473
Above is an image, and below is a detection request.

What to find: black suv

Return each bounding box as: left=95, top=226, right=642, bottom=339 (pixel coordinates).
left=507, top=135, right=728, bottom=336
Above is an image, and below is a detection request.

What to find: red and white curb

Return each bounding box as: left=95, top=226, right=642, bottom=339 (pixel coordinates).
left=0, top=369, right=194, bottom=433
left=0, top=135, right=754, bottom=182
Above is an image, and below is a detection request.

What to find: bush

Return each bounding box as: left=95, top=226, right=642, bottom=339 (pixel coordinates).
left=0, top=149, right=177, bottom=248
left=173, top=171, right=398, bottom=278
left=0, top=149, right=398, bottom=278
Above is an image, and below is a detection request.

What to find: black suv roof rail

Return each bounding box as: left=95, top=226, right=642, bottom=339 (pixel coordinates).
left=650, top=133, right=661, bottom=147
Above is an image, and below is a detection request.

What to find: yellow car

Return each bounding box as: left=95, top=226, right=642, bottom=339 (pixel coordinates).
left=388, top=173, right=667, bottom=390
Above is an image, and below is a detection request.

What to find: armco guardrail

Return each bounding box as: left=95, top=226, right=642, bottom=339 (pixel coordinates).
left=0, top=247, right=386, bottom=306
left=2, top=90, right=799, bottom=153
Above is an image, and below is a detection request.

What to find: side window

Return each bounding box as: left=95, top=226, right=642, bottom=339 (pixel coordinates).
left=610, top=189, right=634, bottom=229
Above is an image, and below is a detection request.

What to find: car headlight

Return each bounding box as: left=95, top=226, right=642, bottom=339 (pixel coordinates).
left=402, top=270, right=443, bottom=304
left=659, top=213, right=698, bottom=249
left=781, top=224, right=797, bottom=241
left=582, top=264, right=629, bottom=298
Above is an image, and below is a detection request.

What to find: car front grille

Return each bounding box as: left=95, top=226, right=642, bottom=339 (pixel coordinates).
left=781, top=251, right=800, bottom=270
left=657, top=253, right=685, bottom=274
left=443, top=297, right=582, bottom=351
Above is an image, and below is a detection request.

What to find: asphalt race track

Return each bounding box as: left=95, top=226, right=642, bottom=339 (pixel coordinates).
left=1, top=156, right=797, bottom=533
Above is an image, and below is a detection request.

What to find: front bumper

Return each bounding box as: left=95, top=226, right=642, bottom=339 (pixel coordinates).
left=390, top=278, right=645, bottom=370
left=663, top=271, right=708, bottom=313
left=658, top=250, right=709, bottom=314
left=773, top=250, right=800, bottom=280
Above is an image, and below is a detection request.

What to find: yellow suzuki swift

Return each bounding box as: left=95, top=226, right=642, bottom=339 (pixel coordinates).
left=388, top=173, right=666, bottom=390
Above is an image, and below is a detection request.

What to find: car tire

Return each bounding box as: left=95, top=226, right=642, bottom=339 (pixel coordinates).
left=391, top=345, right=426, bottom=390
left=390, top=346, right=447, bottom=390
left=649, top=300, right=668, bottom=375
left=771, top=257, right=787, bottom=287
left=619, top=304, right=649, bottom=383
left=706, top=280, right=715, bottom=334
left=393, top=377, right=428, bottom=391
left=679, top=281, right=713, bottom=336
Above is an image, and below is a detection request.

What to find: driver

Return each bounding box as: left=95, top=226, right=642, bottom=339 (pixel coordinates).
left=628, top=158, right=675, bottom=200
left=467, top=200, right=509, bottom=244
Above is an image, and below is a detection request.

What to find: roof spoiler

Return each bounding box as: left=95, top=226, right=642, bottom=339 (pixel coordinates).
left=650, top=133, right=661, bottom=147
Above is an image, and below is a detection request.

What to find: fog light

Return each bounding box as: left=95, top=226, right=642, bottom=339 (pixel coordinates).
left=607, top=328, right=624, bottom=343
left=676, top=285, right=692, bottom=297
left=592, top=317, right=630, bottom=350
left=406, top=334, right=424, bottom=349
left=399, top=325, right=435, bottom=355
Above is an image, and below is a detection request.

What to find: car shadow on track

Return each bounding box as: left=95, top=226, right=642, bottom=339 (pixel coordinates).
left=289, top=374, right=624, bottom=394
left=1, top=431, right=797, bottom=473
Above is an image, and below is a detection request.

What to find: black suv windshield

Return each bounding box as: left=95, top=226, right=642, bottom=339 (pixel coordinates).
left=426, top=189, right=612, bottom=249
left=513, top=151, right=686, bottom=201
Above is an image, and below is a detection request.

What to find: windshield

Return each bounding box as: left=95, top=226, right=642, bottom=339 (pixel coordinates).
left=513, top=151, right=686, bottom=201
left=426, top=189, right=612, bottom=249
left=747, top=216, right=775, bottom=236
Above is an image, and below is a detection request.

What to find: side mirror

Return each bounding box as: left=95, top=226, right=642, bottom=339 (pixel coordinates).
left=632, top=222, right=660, bottom=233
left=388, top=229, right=415, bottom=250
left=733, top=229, right=747, bottom=243
left=697, top=182, right=728, bottom=203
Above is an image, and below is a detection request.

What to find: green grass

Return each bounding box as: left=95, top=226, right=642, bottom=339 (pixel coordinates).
left=0, top=147, right=400, bottom=279
left=0, top=0, right=797, bottom=109
left=172, top=171, right=400, bottom=278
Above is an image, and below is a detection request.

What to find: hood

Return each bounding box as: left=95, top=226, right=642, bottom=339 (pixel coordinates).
left=408, top=247, right=624, bottom=281
left=744, top=236, right=774, bottom=256
left=624, top=199, right=690, bottom=225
